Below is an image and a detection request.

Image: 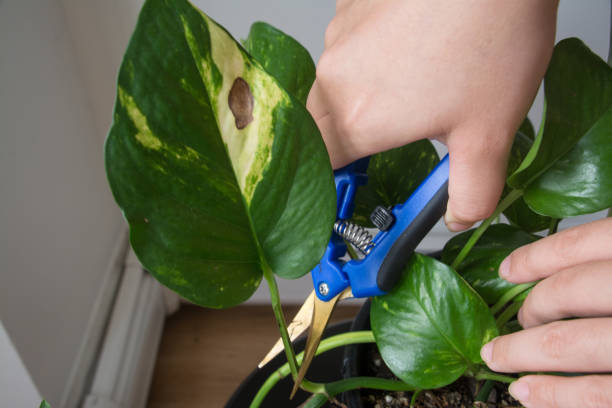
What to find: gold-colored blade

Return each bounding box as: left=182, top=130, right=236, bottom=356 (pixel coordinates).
left=290, top=287, right=352, bottom=398
left=257, top=291, right=316, bottom=369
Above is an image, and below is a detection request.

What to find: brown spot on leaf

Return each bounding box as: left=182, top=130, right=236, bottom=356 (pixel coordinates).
left=228, top=77, right=254, bottom=129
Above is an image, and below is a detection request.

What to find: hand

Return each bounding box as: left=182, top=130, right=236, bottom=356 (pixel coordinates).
left=480, top=218, right=612, bottom=407
left=307, top=0, right=558, bottom=231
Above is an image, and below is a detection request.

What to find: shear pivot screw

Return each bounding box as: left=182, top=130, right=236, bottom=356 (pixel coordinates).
left=318, top=282, right=329, bottom=296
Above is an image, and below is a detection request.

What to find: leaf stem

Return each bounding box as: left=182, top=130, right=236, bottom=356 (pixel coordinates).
left=262, top=265, right=299, bottom=381
left=410, top=390, right=421, bottom=408
left=496, top=300, right=523, bottom=330
left=548, top=218, right=560, bottom=235
left=474, top=380, right=495, bottom=403
left=250, top=331, right=375, bottom=408
left=450, top=189, right=523, bottom=270
left=475, top=369, right=516, bottom=384
left=491, top=283, right=534, bottom=315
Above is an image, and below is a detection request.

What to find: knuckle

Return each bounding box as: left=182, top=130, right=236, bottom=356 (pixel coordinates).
left=323, top=17, right=341, bottom=48
left=315, top=52, right=335, bottom=84
left=335, top=101, right=365, bottom=142
left=583, top=377, right=612, bottom=408
left=540, top=322, right=569, bottom=360
left=531, top=380, right=560, bottom=408
left=552, top=227, right=581, bottom=266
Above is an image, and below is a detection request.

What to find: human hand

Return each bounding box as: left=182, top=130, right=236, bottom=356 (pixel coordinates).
left=480, top=218, right=612, bottom=407
left=307, top=0, right=558, bottom=231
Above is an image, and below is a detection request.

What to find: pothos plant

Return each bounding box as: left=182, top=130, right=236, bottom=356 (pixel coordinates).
left=103, top=0, right=612, bottom=407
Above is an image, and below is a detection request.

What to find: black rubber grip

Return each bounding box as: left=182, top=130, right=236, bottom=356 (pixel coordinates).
left=376, top=181, right=449, bottom=292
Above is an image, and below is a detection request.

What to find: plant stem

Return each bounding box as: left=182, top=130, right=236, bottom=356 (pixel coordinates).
left=410, top=390, right=421, bottom=408
left=262, top=265, right=299, bottom=381
left=474, top=380, right=495, bottom=403
left=250, top=331, right=375, bottom=408
left=301, top=378, right=416, bottom=408
left=475, top=369, right=516, bottom=384
left=326, top=377, right=416, bottom=396
left=491, top=283, right=534, bottom=315
left=548, top=218, right=560, bottom=235
left=496, top=300, right=523, bottom=330
left=450, top=189, right=523, bottom=269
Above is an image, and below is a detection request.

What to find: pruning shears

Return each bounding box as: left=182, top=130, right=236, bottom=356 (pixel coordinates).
left=258, top=153, right=450, bottom=396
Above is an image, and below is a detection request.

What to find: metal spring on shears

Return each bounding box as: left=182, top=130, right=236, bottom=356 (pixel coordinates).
left=333, top=220, right=375, bottom=255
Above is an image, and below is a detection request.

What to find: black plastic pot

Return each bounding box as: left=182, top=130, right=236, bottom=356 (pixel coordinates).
left=341, top=300, right=371, bottom=408
left=225, top=321, right=353, bottom=408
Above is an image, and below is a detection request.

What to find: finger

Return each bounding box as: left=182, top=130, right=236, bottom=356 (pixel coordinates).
left=481, top=318, right=612, bottom=373
left=307, top=82, right=351, bottom=168
left=306, top=80, right=329, bottom=121
left=508, top=375, right=612, bottom=408
left=499, top=218, right=612, bottom=284
left=444, top=127, right=513, bottom=231
left=518, top=261, right=612, bottom=328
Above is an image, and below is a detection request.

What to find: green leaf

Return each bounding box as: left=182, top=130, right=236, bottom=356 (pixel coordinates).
left=371, top=255, right=497, bottom=389
left=244, top=22, right=315, bottom=106
left=502, top=123, right=552, bottom=232
left=517, top=117, right=535, bottom=141
left=352, top=141, right=439, bottom=226
left=39, top=401, right=51, bottom=408
left=524, top=106, right=612, bottom=217
left=508, top=38, right=612, bottom=216
left=105, top=0, right=335, bottom=308
left=441, top=224, right=539, bottom=305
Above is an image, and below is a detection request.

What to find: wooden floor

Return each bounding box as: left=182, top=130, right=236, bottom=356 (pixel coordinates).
left=146, top=304, right=360, bottom=408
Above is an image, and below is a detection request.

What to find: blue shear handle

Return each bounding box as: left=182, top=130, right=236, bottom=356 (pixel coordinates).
left=343, top=154, right=449, bottom=298
left=377, top=154, right=449, bottom=291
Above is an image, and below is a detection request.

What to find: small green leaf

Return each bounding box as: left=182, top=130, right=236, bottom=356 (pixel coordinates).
left=441, top=224, right=539, bottom=305
left=244, top=22, right=315, bottom=106
left=39, top=401, right=51, bottom=408
left=352, top=141, right=439, bottom=226
left=502, top=123, right=552, bottom=232
left=371, top=255, right=497, bottom=389
left=508, top=38, right=612, bottom=217
left=105, top=0, right=335, bottom=308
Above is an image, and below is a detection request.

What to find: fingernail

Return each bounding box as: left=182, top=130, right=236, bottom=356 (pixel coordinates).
left=499, top=257, right=511, bottom=279
left=509, top=381, right=530, bottom=403
left=444, top=212, right=473, bottom=232
left=480, top=341, right=493, bottom=364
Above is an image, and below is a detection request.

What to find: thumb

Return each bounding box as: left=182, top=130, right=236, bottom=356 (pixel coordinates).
left=444, top=128, right=513, bottom=232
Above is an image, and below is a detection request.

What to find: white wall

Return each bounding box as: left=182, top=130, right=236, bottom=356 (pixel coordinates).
left=0, top=0, right=134, bottom=405
left=0, top=322, right=41, bottom=408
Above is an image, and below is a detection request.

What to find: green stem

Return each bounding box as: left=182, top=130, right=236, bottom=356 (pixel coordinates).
left=326, top=377, right=416, bottom=396
left=451, top=189, right=523, bottom=269
left=262, top=266, right=299, bottom=381
left=548, top=218, right=560, bottom=235
left=496, top=300, right=523, bottom=330
left=301, top=377, right=415, bottom=408
left=474, top=380, right=495, bottom=403
left=491, top=283, right=534, bottom=315
left=250, top=331, right=375, bottom=408
left=410, top=390, right=421, bottom=408
left=475, top=370, right=516, bottom=384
